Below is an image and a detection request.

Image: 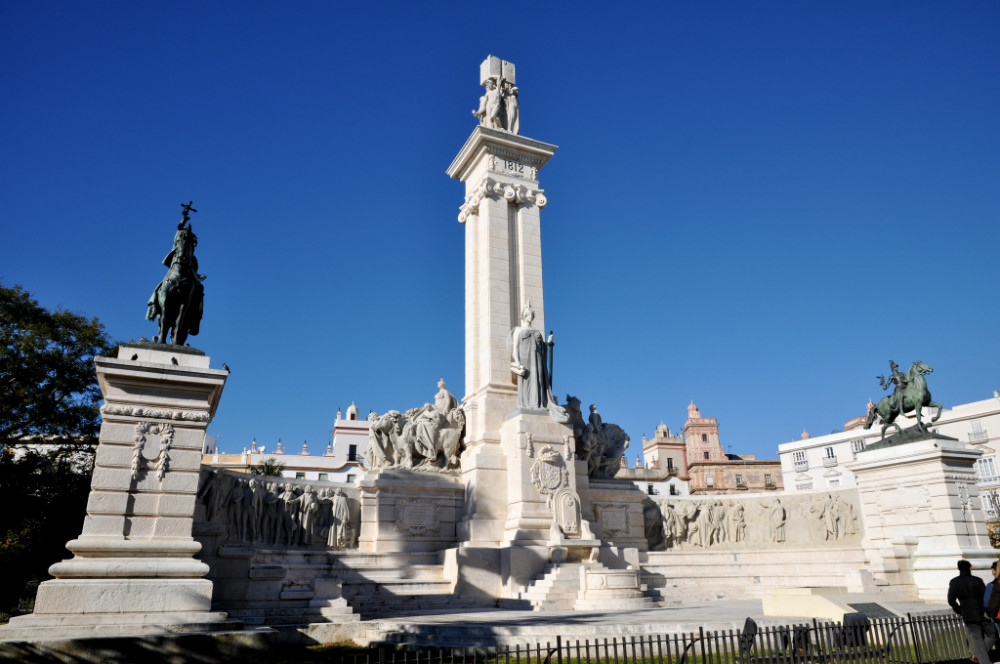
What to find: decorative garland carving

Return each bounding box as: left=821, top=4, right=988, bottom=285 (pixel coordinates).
left=132, top=422, right=174, bottom=481
left=457, top=177, right=547, bottom=223
left=102, top=404, right=210, bottom=422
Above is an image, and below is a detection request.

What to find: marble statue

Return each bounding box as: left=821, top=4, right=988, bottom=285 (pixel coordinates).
left=472, top=68, right=520, bottom=134
left=146, top=202, right=206, bottom=345
left=366, top=381, right=466, bottom=471
left=769, top=498, right=786, bottom=543
left=509, top=303, right=553, bottom=410
left=865, top=360, right=943, bottom=442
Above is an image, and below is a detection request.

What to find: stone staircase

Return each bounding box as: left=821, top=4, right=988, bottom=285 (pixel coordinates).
left=335, top=551, right=486, bottom=618
left=513, top=561, right=655, bottom=611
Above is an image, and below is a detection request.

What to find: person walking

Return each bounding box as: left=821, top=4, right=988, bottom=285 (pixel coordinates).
left=949, top=559, right=996, bottom=663
left=986, top=561, right=1000, bottom=640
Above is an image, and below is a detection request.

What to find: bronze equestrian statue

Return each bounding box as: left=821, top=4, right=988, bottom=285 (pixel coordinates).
left=864, top=360, right=942, bottom=441
left=146, top=202, right=205, bottom=345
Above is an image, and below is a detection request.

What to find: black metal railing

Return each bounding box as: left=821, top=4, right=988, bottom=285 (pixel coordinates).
left=341, top=613, right=967, bottom=664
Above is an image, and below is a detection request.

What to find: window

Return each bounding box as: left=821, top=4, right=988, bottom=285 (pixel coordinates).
left=647, top=484, right=655, bottom=495
left=347, top=474, right=356, bottom=483
left=703, top=452, right=710, bottom=460
left=793, top=451, right=806, bottom=463
left=706, top=473, right=714, bottom=486
left=825, top=447, right=835, bottom=459
left=318, top=473, right=328, bottom=481
left=669, top=485, right=678, bottom=496
left=976, top=458, right=999, bottom=483
left=667, top=457, right=674, bottom=471
left=796, top=482, right=813, bottom=491
left=735, top=474, right=744, bottom=486
left=828, top=478, right=841, bottom=487
left=851, top=439, right=866, bottom=453
left=701, top=434, right=707, bottom=442
left=970, top=420, right=988, bottom=443
left=295, top=472, right=305, bottom=479
left=348, top=444, right=358, bottom=461
left=764, top=474, right=773, bottom=486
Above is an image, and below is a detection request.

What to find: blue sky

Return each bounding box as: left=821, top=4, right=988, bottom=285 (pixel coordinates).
left=3, top=2, right=998, bottom=460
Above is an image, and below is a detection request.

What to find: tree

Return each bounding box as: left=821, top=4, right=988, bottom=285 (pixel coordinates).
left=1, top=284, right=116, bottom=448
left=0, top=283, right=117, bottom=615
left=251, top=458, right=286, bottom=477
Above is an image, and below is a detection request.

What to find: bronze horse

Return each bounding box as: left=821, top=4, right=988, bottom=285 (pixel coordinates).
left=864, top=360, right=942, bottom=441
left=146, top=220, right=204, bottom=345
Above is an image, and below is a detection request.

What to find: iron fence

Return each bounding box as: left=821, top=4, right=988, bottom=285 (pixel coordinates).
left=347, top=613, right=970, bottom=664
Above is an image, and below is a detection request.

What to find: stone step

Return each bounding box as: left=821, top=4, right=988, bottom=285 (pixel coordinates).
left=341, top=579, right=454, bottom=596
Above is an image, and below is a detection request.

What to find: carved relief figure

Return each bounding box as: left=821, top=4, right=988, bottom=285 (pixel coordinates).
left=769, top=498, right=786, bottom=543
left=328, top=488, right=352, bottom=549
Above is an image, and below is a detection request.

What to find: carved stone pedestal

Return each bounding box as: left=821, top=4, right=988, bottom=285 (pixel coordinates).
left=848, top=436, right=994, bottom=601
left=0, top=344, right=230, bottom=641
left=357, top=470, right=464, bottom=553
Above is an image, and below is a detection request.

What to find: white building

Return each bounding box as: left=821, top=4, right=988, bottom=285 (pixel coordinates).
left=203, top=402, right=370, bottom=484
left=778, top=391, right=1000, bottom=511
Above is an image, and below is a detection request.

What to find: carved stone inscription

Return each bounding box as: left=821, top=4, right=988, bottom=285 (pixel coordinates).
left=395, top=499, right=440, bottom=537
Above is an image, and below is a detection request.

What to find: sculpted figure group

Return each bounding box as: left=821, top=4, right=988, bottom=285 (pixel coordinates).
left=365, top=380, right=466, bottom=471
left=565, top=396, right=630, bottom=479
left=653, top=492, right=860, bottom=551
left=473, top=75, right=519, bottom=134
left=197, top=469, right=357, bottom=549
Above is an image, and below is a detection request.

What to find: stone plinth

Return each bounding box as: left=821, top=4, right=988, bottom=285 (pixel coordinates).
left=847, top=436, right=994, bottom=601
left=586, top=478, right=649, bottom=550
left=357, top=470, right=464, bottom=553
left=0, top=344, right=230, bottom=641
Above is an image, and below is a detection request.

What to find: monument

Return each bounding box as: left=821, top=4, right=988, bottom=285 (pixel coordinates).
left=0, top=206, right=232, bottom=639
left=5, top=59, right=999, bottom=647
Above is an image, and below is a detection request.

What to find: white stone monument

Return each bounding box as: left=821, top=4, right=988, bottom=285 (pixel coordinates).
left=0, top=344, right=231, bottom=639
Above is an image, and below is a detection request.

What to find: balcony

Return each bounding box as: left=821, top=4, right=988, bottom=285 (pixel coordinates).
left=822, top=456, right=838, bottom=468
left=969, top=430, right=989, bottom=443
left=793, top=461, right=809, bottom=472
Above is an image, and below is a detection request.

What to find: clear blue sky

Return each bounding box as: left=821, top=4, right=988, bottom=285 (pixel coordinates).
left=3, top=2, right=998, bottom=460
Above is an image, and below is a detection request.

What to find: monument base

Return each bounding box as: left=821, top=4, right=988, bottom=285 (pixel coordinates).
left=358, top=470, right=464, bottom=553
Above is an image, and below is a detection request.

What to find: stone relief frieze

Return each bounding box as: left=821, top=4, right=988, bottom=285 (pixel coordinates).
left=395, top=498, right=440, bottom=537
left=131, top=422, right=173, bottom=481
left=649, top=490, right=864, bottom=551
left=195, top=468, right=360, bottom=550
left=102, top=404, right=210, bottom=422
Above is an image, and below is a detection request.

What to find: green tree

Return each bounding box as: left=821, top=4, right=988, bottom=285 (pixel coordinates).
left=251, top=458, right=286, bottom=477
left=0, top=283, right=117, bottom=615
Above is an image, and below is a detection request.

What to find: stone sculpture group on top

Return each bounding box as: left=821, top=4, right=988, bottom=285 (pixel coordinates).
left=366, top=380, right=466, bottom=471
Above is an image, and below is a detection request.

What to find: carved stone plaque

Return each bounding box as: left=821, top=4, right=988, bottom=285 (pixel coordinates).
left=597, top=504, right=629, bottom=538
left=395, top=499, right=440, bottom=537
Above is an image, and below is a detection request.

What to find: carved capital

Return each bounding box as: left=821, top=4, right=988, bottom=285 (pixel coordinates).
left=458, top=177, right=548, bottom=223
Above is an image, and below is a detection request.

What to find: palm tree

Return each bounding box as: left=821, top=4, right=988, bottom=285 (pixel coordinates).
left=251, top=458, right=285, bottom=477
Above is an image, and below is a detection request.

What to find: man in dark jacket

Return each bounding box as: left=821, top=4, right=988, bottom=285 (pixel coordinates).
left=949, top=559, right=996, bottom=663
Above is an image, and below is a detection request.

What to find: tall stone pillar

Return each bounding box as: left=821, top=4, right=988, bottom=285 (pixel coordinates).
left=0, top=344, right=230, bottom=639
left=448, top=115, right=556, bottom=547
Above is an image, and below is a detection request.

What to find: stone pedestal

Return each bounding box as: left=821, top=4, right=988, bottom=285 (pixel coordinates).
left=848, top=436, right=994, bottom=601
left=357, top=470, right=464, bottom=553
left=0, top=344, right=230, bottom=640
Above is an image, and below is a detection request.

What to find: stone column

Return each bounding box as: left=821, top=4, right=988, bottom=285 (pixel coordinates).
left=848, top=437, right=995, bottom=601
left=0, top=344, right=230, bottom=639
left=448, top=125, right=556, bottom=547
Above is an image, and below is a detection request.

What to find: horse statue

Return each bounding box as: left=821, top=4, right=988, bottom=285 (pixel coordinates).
left=864, top=360, right=942, bottom=441
left=146, top=203, right=205, bottom=345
